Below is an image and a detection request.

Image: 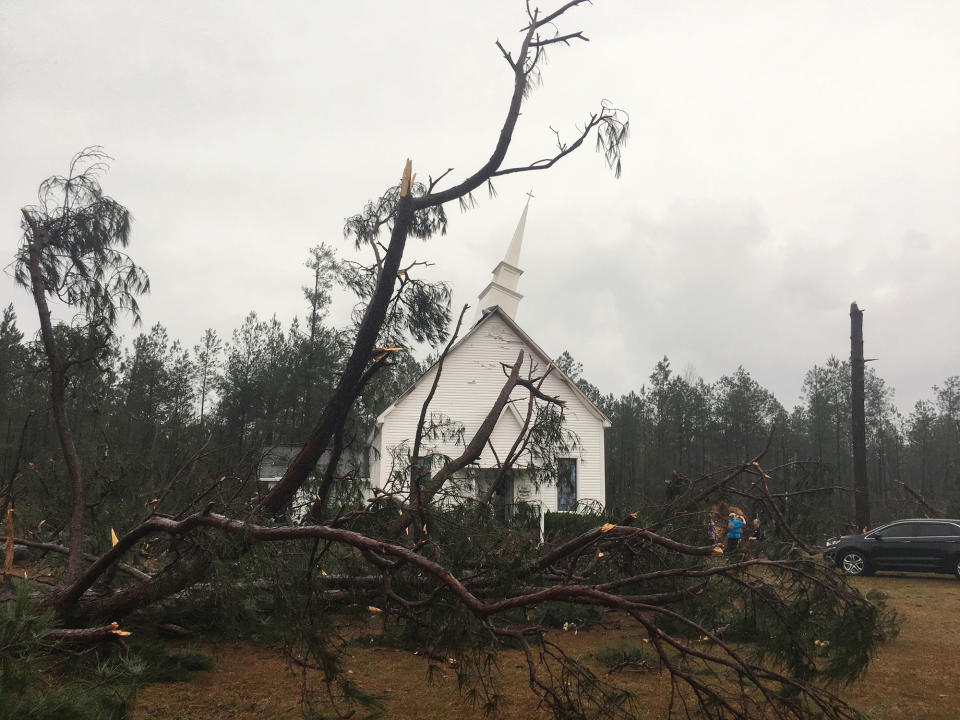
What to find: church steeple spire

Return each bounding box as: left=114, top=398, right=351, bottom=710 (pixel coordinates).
left=476, top=196, right=530, bottom=321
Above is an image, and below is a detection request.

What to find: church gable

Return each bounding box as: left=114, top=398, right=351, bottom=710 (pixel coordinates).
left=381, top=309, right=605, bottom=434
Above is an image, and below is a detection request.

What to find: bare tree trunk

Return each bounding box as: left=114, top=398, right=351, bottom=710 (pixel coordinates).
left=1, top=412, right=33, bottom=518
left=22, top=211, right=87, bottom=582
left=199, top=369, right=208, bottom=427
left=850, top=302, right=870, bottom=531
left=303, top=254, right=322, bottom=426
left=3, top=508, right=14, bottom=575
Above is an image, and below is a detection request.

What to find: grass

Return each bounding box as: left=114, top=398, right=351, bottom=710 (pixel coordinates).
left=139, top=649, right=215, bottom=683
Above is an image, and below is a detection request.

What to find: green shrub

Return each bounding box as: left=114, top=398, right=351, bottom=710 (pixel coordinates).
left=0, top=578, right=139, bottom=720
left=0, top=578, right=222, bottom=719
left=543, top=510, right=606, bottom=542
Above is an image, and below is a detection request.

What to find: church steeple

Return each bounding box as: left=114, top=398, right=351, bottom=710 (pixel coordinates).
left=476, top=197, right=530, bottom=321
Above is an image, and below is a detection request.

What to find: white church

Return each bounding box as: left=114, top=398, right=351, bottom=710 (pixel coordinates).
left=368, top=200, right=610, bottom=518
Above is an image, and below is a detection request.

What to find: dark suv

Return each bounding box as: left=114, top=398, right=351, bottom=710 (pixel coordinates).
left=824, top=519, right=960, bottom=578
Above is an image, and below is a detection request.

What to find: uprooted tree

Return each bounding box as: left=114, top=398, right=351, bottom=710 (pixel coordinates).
left=5, top=3, right=895, bottom=718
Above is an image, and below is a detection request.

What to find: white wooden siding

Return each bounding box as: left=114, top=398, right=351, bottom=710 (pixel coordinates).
left=372, top=312, right=606, bottom=511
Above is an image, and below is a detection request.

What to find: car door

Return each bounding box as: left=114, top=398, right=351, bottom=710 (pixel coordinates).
left=868, top=522, right=919, bottom=570
left=942, top=522, right=960, bottom=571
left=913, top=521, right=960, bottom=571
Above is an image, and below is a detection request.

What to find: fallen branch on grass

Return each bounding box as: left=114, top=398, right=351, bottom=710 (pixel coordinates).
left=44, top=621, right=130, bottom=643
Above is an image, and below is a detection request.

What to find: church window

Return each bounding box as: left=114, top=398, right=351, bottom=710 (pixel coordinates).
left=412, top=455, right=432, bottom=482
left=556, top=458, right=577, bottom=511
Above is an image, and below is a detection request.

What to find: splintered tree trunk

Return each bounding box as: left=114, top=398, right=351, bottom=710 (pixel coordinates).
left=850, top=302, right=870, bottom=531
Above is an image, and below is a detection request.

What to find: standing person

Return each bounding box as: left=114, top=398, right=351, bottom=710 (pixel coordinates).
left=707, top=518, right=717, bottom=544
left=745, top=517, right=766, bottom=558
left=726, top=513, right=745, bottom=553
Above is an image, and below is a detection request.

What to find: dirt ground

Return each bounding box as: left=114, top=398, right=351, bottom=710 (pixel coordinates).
left=130, top=573, right=960, bottom=720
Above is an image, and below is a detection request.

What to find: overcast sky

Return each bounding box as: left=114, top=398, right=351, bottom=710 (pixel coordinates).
left=2, top=0, right=958, bottom=414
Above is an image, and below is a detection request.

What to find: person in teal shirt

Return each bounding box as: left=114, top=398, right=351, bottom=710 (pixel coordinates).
left=726, top=513, right=745, bottom=552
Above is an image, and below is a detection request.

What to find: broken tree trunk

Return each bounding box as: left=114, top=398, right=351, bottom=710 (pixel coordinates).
left=897, top=481, right=945, bottom=518
left=850, top=302, right=870, bottom=531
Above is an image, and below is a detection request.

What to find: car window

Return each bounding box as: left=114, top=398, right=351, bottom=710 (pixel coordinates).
left=916, top=522, right=960, bottom=537
left=873, top=523, right=916, bottom=538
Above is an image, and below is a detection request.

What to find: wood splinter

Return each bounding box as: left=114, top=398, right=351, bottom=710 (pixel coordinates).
left=399, top=158, right=415, bottom=197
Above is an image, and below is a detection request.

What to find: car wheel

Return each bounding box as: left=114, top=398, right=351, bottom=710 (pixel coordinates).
left=840, top=551, right=869, bottom=576
left=954, top=556, right=960, bottom=581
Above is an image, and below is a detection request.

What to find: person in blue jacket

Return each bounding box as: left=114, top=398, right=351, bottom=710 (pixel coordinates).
left=726, top=513, right=745, bottom=552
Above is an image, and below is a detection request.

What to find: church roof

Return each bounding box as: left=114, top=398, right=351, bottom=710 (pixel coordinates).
left=376, top=305, right=611, bottom=427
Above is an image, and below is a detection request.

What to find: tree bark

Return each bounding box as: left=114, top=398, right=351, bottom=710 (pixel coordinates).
left=850, top=302, right=870, bottom=531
